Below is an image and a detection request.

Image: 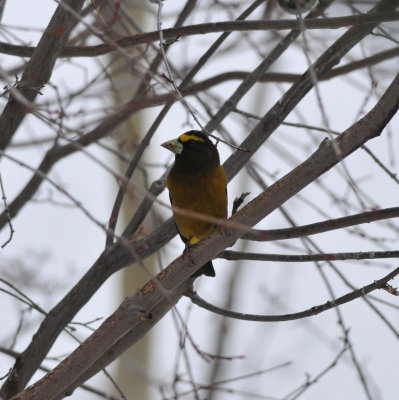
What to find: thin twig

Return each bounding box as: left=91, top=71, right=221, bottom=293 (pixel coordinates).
left=0, top=171, right=14, bottom=247
left=284, top=345, right=348, bottom=400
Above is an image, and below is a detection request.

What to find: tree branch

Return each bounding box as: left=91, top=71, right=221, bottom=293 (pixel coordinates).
left=0, top=347, right=120, bottom=400
left=181, top=46, right=399, bottom=90
left=1, top=12, right=399, bottom=58
left=0, top=0, right=85, bottom=151
left=218, top=250, right=399, bottom=262
left=243, top=207, right=399, bottom=241
left=186, top=266, right=399, bottom=322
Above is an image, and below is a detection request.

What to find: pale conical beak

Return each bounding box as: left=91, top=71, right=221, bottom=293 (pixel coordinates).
left=161, top=139, right=183, bottom=155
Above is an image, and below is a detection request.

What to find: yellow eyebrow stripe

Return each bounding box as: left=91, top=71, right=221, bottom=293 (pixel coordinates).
left=179, top=133, right=205, bottom=143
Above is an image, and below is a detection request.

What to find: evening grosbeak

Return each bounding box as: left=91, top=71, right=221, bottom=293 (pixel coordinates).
left=161, top=130, right=228, bottom=277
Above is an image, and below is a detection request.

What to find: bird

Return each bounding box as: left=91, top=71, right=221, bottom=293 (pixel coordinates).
left=161, top=130, right=228, bottom=278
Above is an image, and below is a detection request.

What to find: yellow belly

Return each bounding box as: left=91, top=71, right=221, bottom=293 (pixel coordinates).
left=167, top=165, right=227, bottom=243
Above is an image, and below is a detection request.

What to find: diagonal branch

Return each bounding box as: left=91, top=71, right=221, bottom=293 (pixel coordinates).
left=0, top=0, right=85, bottom=151
left=0, top=216, right=177, bottom=399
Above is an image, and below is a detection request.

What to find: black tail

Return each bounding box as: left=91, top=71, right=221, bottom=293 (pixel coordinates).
left=191, top=260, right=216, bottom=278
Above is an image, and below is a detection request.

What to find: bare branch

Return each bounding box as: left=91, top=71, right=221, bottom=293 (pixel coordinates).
left=0, top=0, right=85, bottom=151
left=187, top=266, right=399, bottom=322
left=243, top=207, right=399, bottom=241
left=1, top=12, right=399, bottom=58
left=218, top=249, right=399, bottom=262
left=0, top=347, right=121, bottom=400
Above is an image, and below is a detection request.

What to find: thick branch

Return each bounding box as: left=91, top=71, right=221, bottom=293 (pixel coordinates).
left=10, top=279, right=191, bottom=400
left=0, top=347, right=119, bottom=400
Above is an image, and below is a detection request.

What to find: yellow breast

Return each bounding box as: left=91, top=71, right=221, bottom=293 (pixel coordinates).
left=167, top=165, right=227, bottom=243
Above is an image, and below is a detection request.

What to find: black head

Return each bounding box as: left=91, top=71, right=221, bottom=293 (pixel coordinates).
left=162, top=130, right=220, bottom=172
